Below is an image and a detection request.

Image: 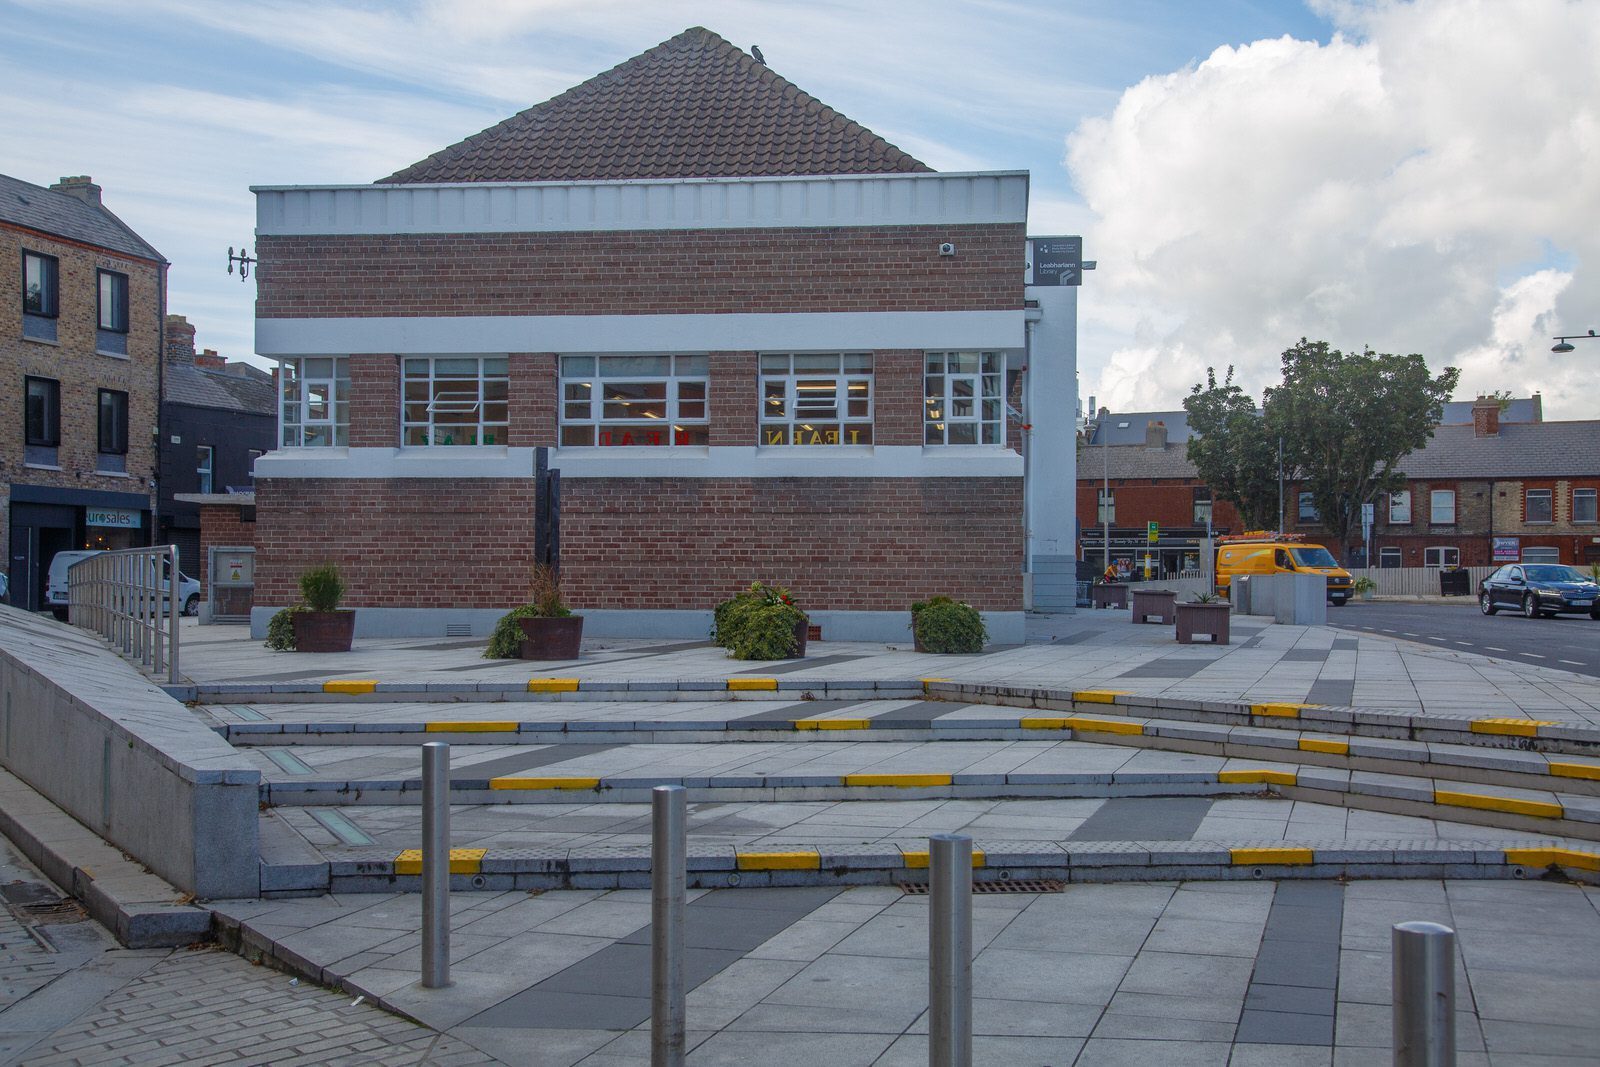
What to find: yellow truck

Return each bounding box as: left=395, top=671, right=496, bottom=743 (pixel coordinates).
left=1215, top=534, right=1355, bottom=606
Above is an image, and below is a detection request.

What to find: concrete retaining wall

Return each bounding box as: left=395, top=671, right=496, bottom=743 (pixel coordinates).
left=0, top=607, right=260, bottom=899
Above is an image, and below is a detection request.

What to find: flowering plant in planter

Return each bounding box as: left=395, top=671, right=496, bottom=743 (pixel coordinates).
left=712, top=581, right=808, bottom=660
left=909, top=596, right=987, bottom=654
left=484, top=564, right=581, bottom=659
left=284, top=564, right=355, bottom=653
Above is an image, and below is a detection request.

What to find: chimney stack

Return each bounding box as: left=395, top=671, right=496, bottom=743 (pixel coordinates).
left=1145, top=419, right=1168, bottom=450
left=1471, top=396, right=1501, bottom=437
left=196, top=347, right=225, bottom=370
left=50, top=175, right=102, bottom=208
left=164, top=314, right=196, bottom=363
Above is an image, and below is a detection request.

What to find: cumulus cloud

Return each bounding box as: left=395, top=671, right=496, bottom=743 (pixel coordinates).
left=1068, top=0, right=1600, bottom=420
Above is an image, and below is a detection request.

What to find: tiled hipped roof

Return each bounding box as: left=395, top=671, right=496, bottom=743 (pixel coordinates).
left=380, top=27, right=931, bottom=184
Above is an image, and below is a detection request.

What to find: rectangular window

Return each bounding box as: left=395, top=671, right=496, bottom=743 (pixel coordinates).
left=1576, top=488, right=1598, bottom=524
left=1525, top=488, right=1553, bottom=524
left=559, top=354, right=709, bottom=447
left=22, top=251, right=59, bottom=342
left=280, top=356, right=350, bottom=447
left=1423, top=546, right=1459, bottom=568
left=402, top=356, right=508, bottom=446
left=25, top=376, right=60, bottom=447
left=1388, top=490, right=1411, bottom=524
left=923, top=351, right=1004, bottom=445
left=1522, top=546, right=1561, bottom=564
left=1297, top=491, right=1319, bottom=523
left=1097, top=488, right=1115, bottom=525
left=97, top=269, right=129, bottom=331
left=759, top=353, right=873, bottom=446
left=1379, top=547, right=1402, bottom=568
left=1192, top=485, right=1213, bottom=527
left=1429, top=489, right=1455, bottom=525
left=196, top=445, right=213, bottom=493
left=97, top=389, right=128, bottom=454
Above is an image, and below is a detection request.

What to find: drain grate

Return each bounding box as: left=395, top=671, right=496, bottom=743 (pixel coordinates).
left=444, top=623, right=473, bottom=637
left=899, top=878, right=1065, bottom=896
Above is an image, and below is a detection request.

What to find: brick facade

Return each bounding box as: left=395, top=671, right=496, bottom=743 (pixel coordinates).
left=347, top=353, right=400, bottom=447
left=506, top=352, right=557, bottom=447
left=256, top=225, right=1025, bottom=319
left=196, top=503, right=255, bottom=589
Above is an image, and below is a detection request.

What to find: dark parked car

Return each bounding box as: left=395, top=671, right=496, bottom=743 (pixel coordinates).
left=1479, top=564, right=1600, bottom=619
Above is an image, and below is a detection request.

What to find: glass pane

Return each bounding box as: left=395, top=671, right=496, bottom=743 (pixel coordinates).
left=306, top=358, right=335, bottom=377
left=981, top=353, right=1002, bottom=374
left=948, top=422, right=977, bottom=444
left=483, top=379, right=508, bottom=403
left=982, top=399, right=1003, bottom=420
left=677, top=381, right=706, bottom=400
left=561, top=425, right=595, bottom=446
left=481, top=357, right=508, bottom=376
left=403, top=403, right=430, bottom=422
left=844, top=423, right=872, bottom=445
left=306, top=425, right=332, bottom=447
left=795, top=380, right=839, bottom=418
left=982, top=374, right=1002, bottom=398
left=564, top=382, right=592, bottom=401
left=982, top=423, right=1002, bottom=444
left=925, top=375, right=944, bottom=401
left=481, top=402, right=508, bottom=424
left=842, top=353, right=873, bottom=373
left=599, top=355, right=670, bottom=376
left=672, top=425, right=710, bottom=446
left=847, top=398, right=869, bottom=417
left=760, top=354, right=791, bottom=372
left=401, top=359, right=427, bottom=376
left=561, top=355, right=595, bottom=375
left=951, top=379, right=975, bottom=418
left=925, top=353, right=945, bottom=374
left=925, top=423, right=943, bottom=445
left=306, top=383, right=330, bottom=420
left=792, top=424, right=843, bottom=445
left=402, top=427, right=430, bottom=446
left=677, top=401, right=706, bottom=419
left=597, top=424, right=672, bottom=447
left=675, top=355, right=708, bottom=375
left=563, top=402, right=589, bottom=419
left=435, top=357, right=477, bottom=377
left=762, top=425, right=791, bottom=445
left=333, top=424, right=348, bottom=446
left=948, top=352, right=979, bottom=373
left=404, top=381, right=431, bottom=402
left=334, top=379, right=350, bottom=401
left=794, top=354, right=840, bottom=373
left=762, top=380, right=786, bottom=418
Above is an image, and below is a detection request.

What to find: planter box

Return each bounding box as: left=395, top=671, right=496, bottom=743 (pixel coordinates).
left=518, top=615, right=584, bottom=660
left=1090, top=584, right=1128, bottom=609
left=292, top=610, right=355, bottom=653
left=1131, top=589, right=1178, bottom=624
left=1175, top=601, right=1231, bottom=645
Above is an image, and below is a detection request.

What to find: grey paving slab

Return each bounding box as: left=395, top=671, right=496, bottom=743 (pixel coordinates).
left=1070, top=796, right=1214, bottom=841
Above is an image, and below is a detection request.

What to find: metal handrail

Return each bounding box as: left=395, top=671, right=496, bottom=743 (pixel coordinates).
left=66, top=545, right=180, bottom=684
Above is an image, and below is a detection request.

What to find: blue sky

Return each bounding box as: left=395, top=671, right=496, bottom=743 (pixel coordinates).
left=4, top=1, right=1595, bottom=417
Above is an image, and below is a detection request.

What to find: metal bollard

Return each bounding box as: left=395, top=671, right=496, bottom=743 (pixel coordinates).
left=421, top=741, right=451, bottom=988
left=1393, top=920, right=1456, bottom=1066
left=928, top=833, right=973, bottom=1067
left=651, top=784, right=687, bottom=1067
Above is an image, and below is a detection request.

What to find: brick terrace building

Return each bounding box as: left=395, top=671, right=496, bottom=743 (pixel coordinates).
left=2, top=174, right=165, bottom=610
left=249, top=28, right=1080, bottom=640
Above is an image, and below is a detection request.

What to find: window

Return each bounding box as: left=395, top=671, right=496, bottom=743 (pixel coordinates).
left=96, top=270, right=129, bottom=355
left=924, top=351, right=1004, bottom=445
left=1522, top=546, right=1561, bottom=565
left=759, top=353, right=873, bottom=446
left=1429, top=489, right=1455, bottom=525
left=97, top=389, right=128, bottom=454
left=25, top=376, right=60, bottom=447
left=402, top=356, right=508, bottom=446
left=1423, top=546, right=1459, bottom=568
left=280, top=357, right=349, bottom=447
left=1379, top=547, right=1402, bottom=568
left=1388, top=490, right=1411, bottom=525
left=196, top=445, right=213, bottom=493
left=22, top=251, right=58, bottom=341
left=1192, top=485, right=1213, bottom=527
left=1097, top=489, right=1115, bottom=524
left=1297, top=492, right=1319, bottom=523
left=1525, top=488, right=1553, bottom=524
left=1576, top=488, right=1598, bottom=524
left=559, top=354, right=708, bottom=447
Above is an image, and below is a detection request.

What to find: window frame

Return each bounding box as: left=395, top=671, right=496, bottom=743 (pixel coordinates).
left=1423, top=546, right=1459, bottom=568
left=558, top=354, right=709, bottom=448
left=1378, top=547, right=1403, bottom=568
left=923, top=350, right=1005, bottom=446
left=279, top=356, right=350, bottom=447
left=402, top=355, right=509, bottom=447
left=1097, top=488, right=1115, bottom=525
left=1429, top=489, right=1456, bottom=525
left=1525, top=488, right=1554, bottom=524
left=25, top=376, right=60, bottom=447
left=1388, top=489, right=1411, bottom=525
left=1192, top=485, right=1213, bottom=527
left=759, top=352, right=874, bottom=447
left=1575, top=487, right=1598, bottom=525
left=96, top=269, right=129, bottom=333
left=1521, top=546, right=1561, bottom=565
left=23, top=250, right=59, bottom=318
left=196, top=444, right=214, bottom=494
left=97, top=389, right=128, bottom=455
left=1297, top=491, right=1319, bottom=524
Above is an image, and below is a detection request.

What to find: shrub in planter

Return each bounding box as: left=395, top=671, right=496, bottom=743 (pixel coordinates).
left=910, top=596, right=987, bottom=654
left=264, top=605, right=306, bottom=651
left=484, top=565, right=583, bottom=660
left=712, top=582, right=807, bottom=660
left=290, top=564, right=355, bottom=653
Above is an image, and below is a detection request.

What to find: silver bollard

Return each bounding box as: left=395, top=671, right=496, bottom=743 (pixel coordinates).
left=651, top=784, right=687, bottom=1067
left=928, top=833, right=973, bottom=1067
left=421, top=741, right=451, bottom=989
left=1393, top=920, right=1456, bottom=1066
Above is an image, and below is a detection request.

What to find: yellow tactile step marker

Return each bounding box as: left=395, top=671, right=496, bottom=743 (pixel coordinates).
left=841, top=773, right=952, bottom=788
left=1505, top=847, right=1600, bottom=873
left=793, top=718, right=871, bottom=731
left=1434, top=788, right=1563, bottom=819
left=735, top=851, right=820, bottom=871
left=1062, top=716, right=1144, bottom=736
left=728, top=678, right=778, bottom=691
left=1470, top=718, right=1557, bottom=737
left=489, top=776, right=601, bottom=791
left=1298, top=737, right=1350, bottom=755
left=1548, top=761, right=1600, bottom=782
left=1072, top=690, right=1127, bottom=704
left=323, top=679, right=377, bottom=694
left=902, top=848, right=986, bottom=869
left=1230, top=847, right=1314, bottom=866
left=527, top=677, right=579, bottom=693
left=1250, top=703, right=1309, bottom=718
left=395, top=848, right=486, bottom=875
left=1218, top=769, right=1298, bottom=787
left=425, top=721, right=517, bottom=733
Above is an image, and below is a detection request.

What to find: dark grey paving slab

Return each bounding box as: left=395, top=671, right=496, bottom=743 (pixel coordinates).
left=868, top=700, right=958, bottom=728
left=1281, top=649, right=1331, bottom=663
left=1235, top=1007, right=1334, bottom=1045
left=1069, top=798, right=1213, bottom=842
left=735, top=654, right=869, bottom=675
left=466, top=987, right=651, bottom=1031
left=1331, top=639, right=1359, bottom=651
left=455, top=744, right=620, bottom=782
left=1306, top=679, right=1356, bottom=705
left=731, top=700, right=864, bottom=724
left=1117, top=659, right=1211, bottom=679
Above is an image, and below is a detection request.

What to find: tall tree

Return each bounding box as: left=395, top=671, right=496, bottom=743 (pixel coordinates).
left=1182, top=367, right=1280, bottom=531
left=1264, top=339, right=1459, bottom=549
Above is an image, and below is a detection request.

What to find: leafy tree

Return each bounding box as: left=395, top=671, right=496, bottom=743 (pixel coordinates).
left=1264, top=339, right=1458, bottom=549
left=1182, top=367, right=1280, bottom=531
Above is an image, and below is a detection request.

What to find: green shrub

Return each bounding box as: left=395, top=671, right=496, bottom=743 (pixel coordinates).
left=264, top=605, right=306, bottom=651
left=712, top=582, right=806, bottom=660
left=299, top=564, right=344, bottom=612
left=483, top=605, right=545, bottom=659
left=910, top=596, right=986, bottom=654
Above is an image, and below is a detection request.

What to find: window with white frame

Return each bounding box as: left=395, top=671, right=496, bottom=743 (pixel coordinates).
left=1297, top=492, right=1319, bottom=523
left=1576, top=488, right=1598, bottom=524
left=1522, top=546, right=1561, bottom=564
left=1098, top=488, right=1115, bottom=524
left=280, top=357, right=349, bottom=447
left=1379, top=547, right=1402, bottom=568
left=1423, top=546, right=1459, bottom=567
left=924, top=351, right=1004, bottom=445
left=1388, top=489, right=1411, bottom=524
left=1525, top=488, right=1553, bottom=523
left=402, top=356, right=508, bottom=446
left=559, top=354, right=708, bottom=447
left=1429, top=489, right=1456, bottom=525
left=196, top=445, right=214, bottom=494
left=759, top=353, right=872, bottom=446
left=1192, top=485, right=1213, bottom=527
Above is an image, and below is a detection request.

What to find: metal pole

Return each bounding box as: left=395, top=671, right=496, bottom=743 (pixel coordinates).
left=1393, top=920, right=1455, bottom=1066
left=421, top=741, right=451, bottom=988
left=651, top=784, right=687, bottom=1067
left=1102, top=412, right=1111, bottom=579
left=928, top=833, right=972, bottom=1067
left=1277, top=435, right=1284, bottom=538
left=167, top=545, right=179, bottom=684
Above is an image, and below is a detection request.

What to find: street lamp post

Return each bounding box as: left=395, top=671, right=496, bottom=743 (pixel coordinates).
left=1551, top=329, right=1597, bottom=353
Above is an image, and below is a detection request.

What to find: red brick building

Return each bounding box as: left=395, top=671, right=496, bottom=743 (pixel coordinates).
left=249, top=29, right=1079, bottom=640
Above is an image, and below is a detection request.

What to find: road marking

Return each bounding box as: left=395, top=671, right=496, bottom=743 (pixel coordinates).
left=1454, top=641, right=1474, bottom=647
left=1403, top=632, right=1420, bottom=637
left=1381, top=629, right=1396, bottom=633
left=1560, top=660, right=1585, bottom=666
left=1521, top=653, right=1546, bottom=659
left=1486, top=647, right=1507, bottom=652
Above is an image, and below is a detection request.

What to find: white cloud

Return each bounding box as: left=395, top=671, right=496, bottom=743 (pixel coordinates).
left=1068, top=0, right=1600, bottom=420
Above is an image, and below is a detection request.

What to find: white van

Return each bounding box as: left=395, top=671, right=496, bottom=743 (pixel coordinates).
left=45, top=551, right=200, bottom=620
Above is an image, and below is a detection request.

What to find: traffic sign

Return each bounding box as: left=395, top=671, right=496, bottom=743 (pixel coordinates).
left=1147, top=521, right=1159, bottom=543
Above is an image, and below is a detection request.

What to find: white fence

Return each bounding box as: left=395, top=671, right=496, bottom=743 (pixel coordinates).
left=1348, top=565, right=1495, bottom=598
